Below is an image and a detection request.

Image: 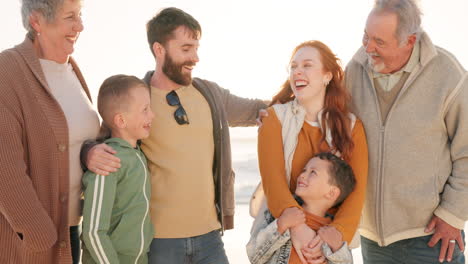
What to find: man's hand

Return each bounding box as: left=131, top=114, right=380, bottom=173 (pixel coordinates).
left=86, top=143, right=121, bottom=176
left=277, top=207, right=305, bottom=234
left=425, top=215, right=464, bottom=262
left=256, top=109, right=268, bottom=127
left=302, top=235, right=327, bottom=264
left=318, top=226, right=343, bottom=252
left=291, top=223, right=317, bottom=264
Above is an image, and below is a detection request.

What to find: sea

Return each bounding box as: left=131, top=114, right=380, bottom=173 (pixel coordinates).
left=229, top=127, right=262, bottom=205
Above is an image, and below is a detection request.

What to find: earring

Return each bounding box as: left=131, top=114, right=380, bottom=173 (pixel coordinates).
left=323, top=80, right=330, bottom=87
left=37, top=32, right=41, bottom=36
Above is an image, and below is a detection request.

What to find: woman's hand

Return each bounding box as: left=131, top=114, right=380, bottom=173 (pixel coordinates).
left=302, top=235, right=327, bottom=264
left=256, top=109, right=269, bottom=127
left=318, top=226, right=343, bottom=252
left=277, top=207, right=305, bottom=234
left=291, top=223, right=317, bottom=264
left=86, top=143, right=121, bottom=175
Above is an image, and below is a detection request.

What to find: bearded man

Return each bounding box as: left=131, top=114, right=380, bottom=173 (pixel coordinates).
left=82, top=7, right=267, bottom=264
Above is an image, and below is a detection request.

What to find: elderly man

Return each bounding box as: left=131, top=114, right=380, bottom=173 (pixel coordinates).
left=346, top=0, right=468, bottom=263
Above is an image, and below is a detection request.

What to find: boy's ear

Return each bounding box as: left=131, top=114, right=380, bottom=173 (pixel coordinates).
left=326, top=186, right=340, bottom=202
left=113, top=113, right=127, bottom=129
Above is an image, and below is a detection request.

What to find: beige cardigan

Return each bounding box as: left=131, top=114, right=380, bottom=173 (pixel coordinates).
left=0, top=37, right=91, bottom=263
left=346, top=32, right=468, bottom=246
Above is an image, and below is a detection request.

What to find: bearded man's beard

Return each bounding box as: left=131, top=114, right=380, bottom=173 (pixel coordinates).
left=162, top=53, right=195, bottom=86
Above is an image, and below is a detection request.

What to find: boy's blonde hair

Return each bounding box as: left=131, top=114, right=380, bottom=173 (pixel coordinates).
left=97, top=74, right=150, bottom=139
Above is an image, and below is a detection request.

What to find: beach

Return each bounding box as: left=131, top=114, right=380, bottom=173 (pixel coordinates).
left=228, top=127, right=467, bottom=264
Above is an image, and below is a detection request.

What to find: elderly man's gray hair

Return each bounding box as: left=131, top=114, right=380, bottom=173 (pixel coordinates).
left=373, top=0, right=423, bottom=44
left=21, top=0, right=65, bottom=37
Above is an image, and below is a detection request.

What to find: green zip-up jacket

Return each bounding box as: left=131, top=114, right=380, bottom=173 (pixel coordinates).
left=81, top=138, right=153, bottom=264
left=346, top=32, right=468, bottom=246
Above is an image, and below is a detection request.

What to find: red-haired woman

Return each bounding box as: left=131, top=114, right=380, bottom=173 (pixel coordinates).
left=256, top=41, right=368, bottom=263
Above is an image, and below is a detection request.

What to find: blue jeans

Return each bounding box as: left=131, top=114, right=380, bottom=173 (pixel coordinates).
left=361, top=231, right=466, bottom=264
left=148, top=230, right=229, bottom=264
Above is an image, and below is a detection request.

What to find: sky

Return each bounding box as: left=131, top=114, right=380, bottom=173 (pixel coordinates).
left=1, top=0, right=468, bottom=101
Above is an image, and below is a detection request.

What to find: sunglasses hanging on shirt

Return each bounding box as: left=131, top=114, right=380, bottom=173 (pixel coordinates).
left=166, top=90, right=189, bottom=125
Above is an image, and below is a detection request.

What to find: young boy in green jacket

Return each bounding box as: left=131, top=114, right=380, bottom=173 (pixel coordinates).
left=81, top=74, right=155, bottom=264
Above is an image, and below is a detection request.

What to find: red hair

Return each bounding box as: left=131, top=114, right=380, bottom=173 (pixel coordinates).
left=270, top=40, right=354, bottom=160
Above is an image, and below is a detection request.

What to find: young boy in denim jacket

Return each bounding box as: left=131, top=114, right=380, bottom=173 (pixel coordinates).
left=81, top=75, right=154, bottom=264
left=247, top=152, right=356, bottom=264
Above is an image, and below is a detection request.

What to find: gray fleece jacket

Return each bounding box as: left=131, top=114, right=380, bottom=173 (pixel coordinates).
left=345, top=32, right=468, bottom=246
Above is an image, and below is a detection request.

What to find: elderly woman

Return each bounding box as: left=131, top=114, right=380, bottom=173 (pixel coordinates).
left=0, top=0, right=99, bottom=263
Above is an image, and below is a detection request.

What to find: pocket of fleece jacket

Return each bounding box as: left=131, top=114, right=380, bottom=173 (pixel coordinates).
left=110, top=214, right=143, bottom=255
left=386, top=174, right=438, bottom=226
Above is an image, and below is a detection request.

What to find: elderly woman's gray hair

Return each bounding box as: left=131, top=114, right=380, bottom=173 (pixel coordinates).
left=373, top=0, right=423, bottom=44
left=21, top=0, right=65, bottom=37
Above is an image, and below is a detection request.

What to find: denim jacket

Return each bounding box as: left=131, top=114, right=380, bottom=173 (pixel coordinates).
left=246, top=210, right=353, bottom=264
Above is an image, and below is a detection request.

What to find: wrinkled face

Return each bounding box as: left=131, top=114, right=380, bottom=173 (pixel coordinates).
left=362, top=11, right=414, bottom=74
left=162, top=26, right=200, bottom=86
left=34, top=0, right=83, bottom=63
left=295, top=157, right=334, bottom=201
left=289, top=46, right=331, bottom=103
left=123, top=85, right=154, bottom=142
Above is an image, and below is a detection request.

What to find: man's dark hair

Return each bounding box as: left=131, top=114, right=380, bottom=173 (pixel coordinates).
left=314, top=152, right=356, bottom=206
left=146, top=7, right=202, bottom=56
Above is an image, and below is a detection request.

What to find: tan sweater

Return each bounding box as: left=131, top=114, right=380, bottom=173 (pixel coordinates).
left=142, top=84, right=221, bottom=238
left=0, top=37, right=92, bottom=263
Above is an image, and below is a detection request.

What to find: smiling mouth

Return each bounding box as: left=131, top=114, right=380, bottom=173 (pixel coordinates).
left=367, top=53, right=380, bottom=60
left=65, top=36, right=78, bottom=43
left=297, top=181, right=307, bottom=187
left=295, top=80, right=308, bottom=90
left=143, top=123, right=152, bottom=131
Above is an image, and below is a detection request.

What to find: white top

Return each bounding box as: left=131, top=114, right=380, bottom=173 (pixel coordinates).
left=305, top=120, right=320, bottom=127
left=40, top=59, right=100, bottom=226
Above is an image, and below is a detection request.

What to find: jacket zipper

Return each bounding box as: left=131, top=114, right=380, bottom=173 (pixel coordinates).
left=361, top=48, right=426, bottom=245
left=135, top=152, right=150, bottom=264
left=377, top=126, right=385, bottom=245
left=370, top=72, right=419, bottom=245
left=366, top=70, right=386, bottom=245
